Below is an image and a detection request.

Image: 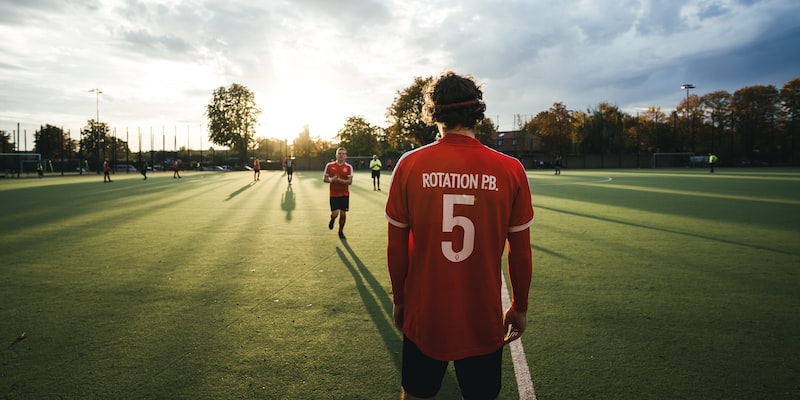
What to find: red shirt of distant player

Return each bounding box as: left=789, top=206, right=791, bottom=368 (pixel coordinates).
left=324, top=161, right=353, bottom=197
left=385, top=133, right=534, bottom=361
left=103, top=160, right=110, bottom=172
left=173, top=160, right=179, bottom=171
left=253, top=158, right=260, bottom=171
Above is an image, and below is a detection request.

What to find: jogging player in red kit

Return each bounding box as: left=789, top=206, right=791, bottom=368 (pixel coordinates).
left=323, top=147, right=353, bottom=239
left=385, top=71, right=534, bottom=400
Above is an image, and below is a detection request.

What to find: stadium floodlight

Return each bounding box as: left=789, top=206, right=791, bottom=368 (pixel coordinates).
left=681, top=84, right=696, bottom=152
left=89, top=89, right=102, bottom=174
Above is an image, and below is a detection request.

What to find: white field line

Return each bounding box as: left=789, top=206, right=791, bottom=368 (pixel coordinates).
left=502, top=274, right=537, bottom=400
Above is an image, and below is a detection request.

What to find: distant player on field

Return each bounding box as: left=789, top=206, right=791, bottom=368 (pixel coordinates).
left=253, top=157, right=261, bottom=181
left=323, top=148, right=353, bottom=239
left=172, top=160, right=181, bottom=179
left=103, top=158, right=112, bottom=182
left=385, top=71, right=534, bottom=400
left=285, top=157, right=295, bottom=185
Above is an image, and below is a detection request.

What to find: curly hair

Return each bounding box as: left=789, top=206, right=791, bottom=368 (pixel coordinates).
left=421, top=71, right=486, bottom=130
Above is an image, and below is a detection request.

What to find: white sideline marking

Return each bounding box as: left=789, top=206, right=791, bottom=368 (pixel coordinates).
left=502, top=274, right=537, bottom=400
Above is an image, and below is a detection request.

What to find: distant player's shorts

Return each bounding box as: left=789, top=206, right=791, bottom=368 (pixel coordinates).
left=371, top=170, right=380, bottom=178
left=401, top=335, right=502, bottom=399
left=254, top=168, right=260, bottom=172
left=329, top=196, right=349, bottom=212
left=286, top=167, right=293, bottom=174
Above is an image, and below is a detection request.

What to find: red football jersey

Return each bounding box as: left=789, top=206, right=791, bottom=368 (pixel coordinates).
left=385, top=133, right=534, bottom=361
left=324, top=161, right=353, bottom=197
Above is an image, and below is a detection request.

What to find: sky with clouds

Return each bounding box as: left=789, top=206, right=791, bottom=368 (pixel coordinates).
left=1, top=0, right=798, bottom=151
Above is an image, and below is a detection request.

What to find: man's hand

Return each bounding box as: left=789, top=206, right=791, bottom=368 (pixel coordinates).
left=503, top=306, right=527, bottom=344
left=393, top=304, right=404, bottom=331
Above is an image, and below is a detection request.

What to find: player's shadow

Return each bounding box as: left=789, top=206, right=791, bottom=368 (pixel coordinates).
left=225, top=181, right=255, bottom=201
left=336, top=243, right=399, bottom=369
left=336, top=242, right=461, bottom=396
left=281, top=185, right=295, bottom=221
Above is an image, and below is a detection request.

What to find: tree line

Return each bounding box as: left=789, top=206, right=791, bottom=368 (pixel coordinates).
left=2, top=76, right=797, bottom=170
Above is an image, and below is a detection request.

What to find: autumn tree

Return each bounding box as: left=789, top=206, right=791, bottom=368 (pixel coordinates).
left=636, top=106, right=668, bottom=152
left=731, top=85, right=779, bottom=161
left=385, top=76, right=438, bottom=151
left=701, top=91, right=732, bottom=153
left=206, top=83, right=261, bottom=165
left=677, top=93, right=703, bottom=152
left=538, top=102, right=572, bottom=154
left=779, top=77, right=800, bottom=163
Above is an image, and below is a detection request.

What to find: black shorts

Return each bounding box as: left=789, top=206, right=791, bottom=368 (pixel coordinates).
left=286, top=167, right=293, bottom=174
left=371, top=170, right=380, bottom=178
left=329, top=196, right=349, bottom=212
left=402, top=335, right=502, bottom=399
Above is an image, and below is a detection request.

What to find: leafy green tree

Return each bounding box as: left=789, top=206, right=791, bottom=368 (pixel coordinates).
left=254, top=137, right=288, bottom=161
left=581, top=103, right=625, bottom=154
left=206, top=83, right=261, bottom=165
left=0, top=130, right=14, bottom=153
left=336, top=116, right=380, bottom=156
left=385, top=76, right=438, bottom=151
left=34, top=125, right=69, bottom=159
left=292, top=125, right=315, bottom=158
left=78, top=119, right=109, bottom=172
left=474, top=117, right=497, bottom=146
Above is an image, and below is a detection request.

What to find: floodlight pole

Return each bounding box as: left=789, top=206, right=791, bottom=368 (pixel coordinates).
left=89, top=88, right=102, bottom=174
left=681, top=84, right=695, bottom=152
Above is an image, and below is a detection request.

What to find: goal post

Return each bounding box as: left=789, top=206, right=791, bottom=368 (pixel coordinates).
left=651, top=152, right=694, bottom=168
left=0, top=153, right=41, bottom=177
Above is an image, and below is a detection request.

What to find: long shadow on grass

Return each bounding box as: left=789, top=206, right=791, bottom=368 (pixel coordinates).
left=335, top=244, right=400, bottom=369
left=538, top=204, right=798, bottom=256
left=225, top=181, right=256, bottom=201
left=336, top=242, right=461, bottom=397
left=533, top=243, right=574, bottom=261
left=281, top=185, right=295, bottom=221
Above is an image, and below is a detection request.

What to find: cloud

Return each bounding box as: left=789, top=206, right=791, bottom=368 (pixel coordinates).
left=0, top=0, right=797, bottom=143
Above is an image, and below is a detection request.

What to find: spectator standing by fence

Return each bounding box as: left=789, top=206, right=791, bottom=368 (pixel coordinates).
left=709, top=153, right=718, bottom=173
left=370, top=155, right=382, bottom=190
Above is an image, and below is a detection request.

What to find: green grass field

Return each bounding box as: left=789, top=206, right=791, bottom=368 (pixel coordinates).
left=1, top=167, right=799, bottom=399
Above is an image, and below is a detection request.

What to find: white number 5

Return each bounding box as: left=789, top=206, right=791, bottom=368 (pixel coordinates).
left=441, top=194, right=475, bottom=262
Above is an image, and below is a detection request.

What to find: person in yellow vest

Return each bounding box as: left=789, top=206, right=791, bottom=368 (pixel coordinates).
left=369, top=154, right=383, bottom=190
left=37, top=162, right=43, bottom=178
left=709, top=153, right=718, bottom=173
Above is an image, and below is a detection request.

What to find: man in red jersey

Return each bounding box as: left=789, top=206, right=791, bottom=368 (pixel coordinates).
left=323, top=147, right=353, bottom=239
left=385, top=71, right=534, bottom=400
left=253, top=157, right=260, bottom=181
left=103, top=158, right=112, bottom=182
left=172, top=160, right=181, bottom=179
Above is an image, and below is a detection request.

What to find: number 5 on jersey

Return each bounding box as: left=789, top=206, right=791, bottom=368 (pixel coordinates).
left=441, top=194, right=475, bottom=262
